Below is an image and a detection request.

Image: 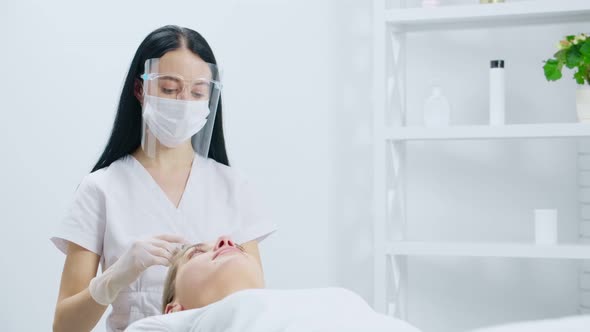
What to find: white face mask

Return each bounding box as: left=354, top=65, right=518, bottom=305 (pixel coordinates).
left=142, top=95, right=210, bottom=148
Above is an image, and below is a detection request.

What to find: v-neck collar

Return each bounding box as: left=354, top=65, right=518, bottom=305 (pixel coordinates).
left=128, top=154, right=198, bottom=212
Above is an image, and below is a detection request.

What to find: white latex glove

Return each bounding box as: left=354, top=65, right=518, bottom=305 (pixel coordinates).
left=89, top=234, right=187, bottom=306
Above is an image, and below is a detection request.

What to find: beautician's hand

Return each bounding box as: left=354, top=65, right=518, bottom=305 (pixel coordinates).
left=89, top=234, right=187, bottom=306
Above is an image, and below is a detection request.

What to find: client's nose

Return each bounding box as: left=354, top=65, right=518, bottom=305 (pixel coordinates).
left=214, top=236, right=236, bottom=251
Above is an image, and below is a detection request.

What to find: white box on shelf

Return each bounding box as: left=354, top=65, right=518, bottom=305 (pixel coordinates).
left=580, top=221, right=590, bottom=238
left=579, top=171, right=590, bottom=186
left=578, top=155, right=590, bottom=170
left=579, top=188, right=590, bottom=203
left=578, top=140, right=590, bottom=153
left=534, top=209, right=558, bottom=244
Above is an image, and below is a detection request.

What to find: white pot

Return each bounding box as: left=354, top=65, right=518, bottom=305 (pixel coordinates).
left=577, top=84, right=590, bottom=123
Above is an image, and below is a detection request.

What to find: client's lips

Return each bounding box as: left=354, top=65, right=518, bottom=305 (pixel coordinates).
left=212, top=247, right=242, bottom=260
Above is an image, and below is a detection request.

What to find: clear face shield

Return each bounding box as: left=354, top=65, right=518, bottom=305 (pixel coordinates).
left=140, top=57, right=222, bottom=159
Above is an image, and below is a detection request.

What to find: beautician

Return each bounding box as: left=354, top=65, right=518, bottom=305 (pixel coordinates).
left=51, top=25, right=277, bottom=332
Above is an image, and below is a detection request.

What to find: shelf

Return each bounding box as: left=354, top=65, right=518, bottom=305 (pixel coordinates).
left=385, top=0, right=590, bottom=31
left=386, top=241, right=590, bottom=259
left=385, top=123, right=590, bottom=141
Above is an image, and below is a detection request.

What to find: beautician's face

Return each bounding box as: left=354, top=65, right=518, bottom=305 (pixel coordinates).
left=145, top=48, right=213, bottom=101
left=173, top=236, right=264, bottom=310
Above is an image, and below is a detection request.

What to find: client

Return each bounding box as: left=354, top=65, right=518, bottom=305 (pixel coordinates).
left=126, top=236, right=420, bottom=331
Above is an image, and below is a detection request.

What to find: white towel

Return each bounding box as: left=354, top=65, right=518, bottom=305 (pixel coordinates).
left=126, top=287, right=420, bottom=332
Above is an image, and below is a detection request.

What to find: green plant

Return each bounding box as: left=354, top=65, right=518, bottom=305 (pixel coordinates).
left=543, top=33, right=590, bottom=85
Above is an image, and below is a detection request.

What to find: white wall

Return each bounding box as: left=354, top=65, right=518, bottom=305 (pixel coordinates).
left=0, top=0, right=368, bottom=331
left=0, top=0, right=584, bottom=331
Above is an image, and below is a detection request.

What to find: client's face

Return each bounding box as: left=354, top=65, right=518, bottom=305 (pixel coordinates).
left=167, top=236, right=264, bottom=313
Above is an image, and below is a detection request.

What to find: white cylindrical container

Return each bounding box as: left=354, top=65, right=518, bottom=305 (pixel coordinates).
left=576, top=84, right=590, bottom=122
left=489, top=60, right=505, bottom=125
left=534, top=209, right=557, bottom=245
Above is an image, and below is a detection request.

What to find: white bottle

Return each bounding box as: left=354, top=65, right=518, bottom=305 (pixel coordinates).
left=489, top=60, right=505, bottom=125
left=423, top=82, right=451, bottom=127
left=422, top=0, right=440, bottom=7
left=534, top=209, right=558, bottom=245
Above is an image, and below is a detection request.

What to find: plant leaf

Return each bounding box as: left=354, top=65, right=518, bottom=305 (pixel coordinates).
left=582, top=64, right=590, bottom=85
left=580, top=40, right=590, bottom=56
left=554, top=49, right=567, bottom=63
left=566, top=35, right=576, bottom=42
left=566, top=48, right=582, bottom=69
left=543, top=59, right=562, bottom=81
left=574, top=69, right=586, bottom=84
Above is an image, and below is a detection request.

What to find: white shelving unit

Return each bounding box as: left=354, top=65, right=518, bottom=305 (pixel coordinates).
left=387, top=123, right=590, bottom=141
left=387, top=242, right=590, bottom=259
left=385, top=0, right=590, bottom=31
left=372, top=0, right=590, bottom=320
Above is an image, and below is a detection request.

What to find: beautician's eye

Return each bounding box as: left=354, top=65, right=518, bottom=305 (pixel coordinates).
left=162, top=88, right=178, bottom=94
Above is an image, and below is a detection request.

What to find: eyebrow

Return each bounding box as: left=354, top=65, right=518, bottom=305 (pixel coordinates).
left=159, top=76, right=182, bottom=82
left=191, top=81, right=211, bottom=88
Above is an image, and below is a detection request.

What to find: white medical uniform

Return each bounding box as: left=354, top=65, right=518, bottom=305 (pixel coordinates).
left=51, top=154, right=277, bottom=332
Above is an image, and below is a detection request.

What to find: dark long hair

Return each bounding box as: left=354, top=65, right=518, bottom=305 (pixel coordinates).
left=91, top=25, right=229, bottom=172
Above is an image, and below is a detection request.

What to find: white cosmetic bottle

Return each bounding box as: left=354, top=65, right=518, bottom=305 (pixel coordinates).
left=422, top=0, right=440, bottom=7
left=423, top=81, right=451, bottom=127
left=489, top=60, right=505, bottom=125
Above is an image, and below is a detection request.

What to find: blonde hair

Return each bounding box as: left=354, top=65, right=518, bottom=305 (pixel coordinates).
left=161, top=241, right=247, bottom=313
left=161, top=245, right=193, bottom=313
